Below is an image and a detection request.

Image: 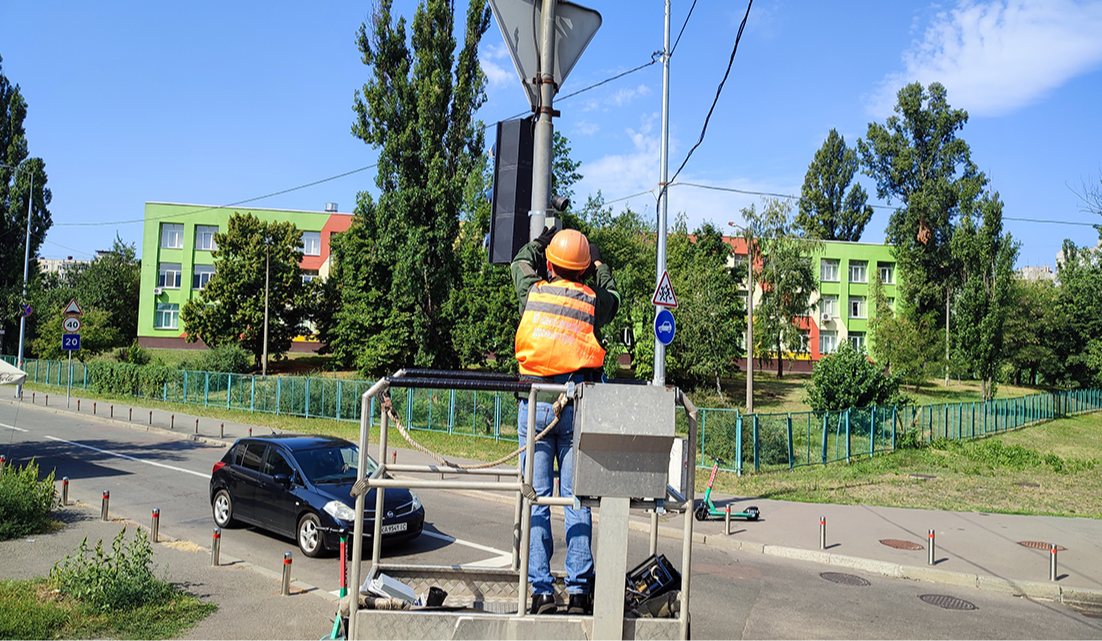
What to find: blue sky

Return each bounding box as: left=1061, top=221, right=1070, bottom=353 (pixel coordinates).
left=2, top=1, right=1101, bottom=270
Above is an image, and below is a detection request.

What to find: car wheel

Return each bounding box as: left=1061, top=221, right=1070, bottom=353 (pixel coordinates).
left=298, top=513, right=326, bottom=558
left=212, top=489, right=236, bottom=528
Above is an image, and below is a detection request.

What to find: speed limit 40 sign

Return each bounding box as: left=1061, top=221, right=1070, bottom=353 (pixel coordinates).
left=63, top=317, right=82, bottom=333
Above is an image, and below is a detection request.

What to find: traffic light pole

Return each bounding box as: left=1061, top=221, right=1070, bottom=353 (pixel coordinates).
left=528, top=0, right=558, bottom=241
left=653, top=0, right=671, bottom=385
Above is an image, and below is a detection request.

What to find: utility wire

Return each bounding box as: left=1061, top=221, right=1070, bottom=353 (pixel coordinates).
left=669, top=0, right=699, bottom=57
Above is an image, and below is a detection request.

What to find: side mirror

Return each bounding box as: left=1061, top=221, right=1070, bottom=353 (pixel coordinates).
left=273, top=473, right=291, bottom=487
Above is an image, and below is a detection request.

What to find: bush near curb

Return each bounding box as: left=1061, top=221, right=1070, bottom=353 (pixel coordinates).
left=0, top=459, right=59, bottom=541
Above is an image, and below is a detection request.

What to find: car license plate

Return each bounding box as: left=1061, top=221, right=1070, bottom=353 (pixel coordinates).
left=380, top=522, right=407, bottom=535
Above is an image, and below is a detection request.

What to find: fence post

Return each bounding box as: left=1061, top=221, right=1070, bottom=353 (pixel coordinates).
left=251, top=376, right=256, bottom=412
left=735, top=414, right=743, bottom=477
left=276, top=377, right=281, bottom=416
left=163, top=381, right=167, bottom=403
left=82, top=363, right=87, bottom=389
left=304, top=378, right=310, bottom=419
left=753, top=414, right=760, bottom=473
left=183, top=370, right=188, bottom=403
left=787, top=414, right=794, bottom=470
left=821, top=414, right=828, bottom=465
left=871, top=406, right=877, bottom=458
left=891, top=406, right=897, bottom=450
left=227, top=373, right=233, bottom=410
left=449, top=389, right=457, bottom=435
left=845, top=409, right=851, bottom=463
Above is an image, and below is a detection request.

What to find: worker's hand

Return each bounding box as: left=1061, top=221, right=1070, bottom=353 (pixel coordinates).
left=588, top=242, right=603, bottom=266
left=534, top=226, right=556, bottom=250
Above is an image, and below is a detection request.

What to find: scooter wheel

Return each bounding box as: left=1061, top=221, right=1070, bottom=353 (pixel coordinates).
left=694, top=505, right=709, bottom=521
left=745, top=506, right=760, bottom=521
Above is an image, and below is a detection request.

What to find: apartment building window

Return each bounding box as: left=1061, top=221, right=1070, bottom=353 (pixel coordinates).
left=161, top=223, right=183, bottom=249
left=798, top=331, right=810, bottom=352
left=819, top=331, right=837, bottom=355
left=887, top=297, right=895, bottom=310
left=154, top=303, right=179, bottom=329
left=193, top=265, right=215, bottom=290
left=302, top=231, right=321, bottom=256
left=849, top=296, right=866, bottom=319
left=849, top=332, right=866, bottom=351
left=878, top=263, right=894, bottom=284
left=158, top=263, right=182, bottom=288
left=195, top=225, right=218, bottom=251
left=820, top=295, right=838, bottom=318
left=849, top=260, right=868, bottom=283
left=821, top=259, right=839, bottom=282
left=302, top=269, right=319, bottom=283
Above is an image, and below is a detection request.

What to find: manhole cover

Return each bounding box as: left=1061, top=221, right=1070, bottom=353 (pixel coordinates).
left=820, top=572, right=870, bottom=586
left=909, top=474, right=937, bottom=480
left=1014, top=482, right=1040, bottom=487
left=1019, top=541, right=1066, bottom=551
left=880, top=538, right=924, bottom=550
left=920, top=594, right=977, bottom=610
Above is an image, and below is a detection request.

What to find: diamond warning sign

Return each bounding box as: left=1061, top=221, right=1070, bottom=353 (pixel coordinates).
left=651, top=270, right=678, bottom=308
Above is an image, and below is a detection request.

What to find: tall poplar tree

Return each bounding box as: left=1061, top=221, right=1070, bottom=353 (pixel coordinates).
left=321, top=0, right=491, bottom=376
left=796, top=129, right=873, bottom=241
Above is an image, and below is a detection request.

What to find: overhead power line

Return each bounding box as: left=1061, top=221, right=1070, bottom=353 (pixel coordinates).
left=669, top=0, right=699, bottom=57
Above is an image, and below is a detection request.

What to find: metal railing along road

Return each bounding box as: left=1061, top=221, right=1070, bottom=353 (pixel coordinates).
left=7, top=356, right=1101, bottom=475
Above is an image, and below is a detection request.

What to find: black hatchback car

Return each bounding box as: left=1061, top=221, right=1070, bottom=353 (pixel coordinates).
left=209, top=434, right=424, bottom=557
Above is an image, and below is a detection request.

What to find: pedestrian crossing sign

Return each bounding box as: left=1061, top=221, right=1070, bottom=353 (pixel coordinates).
left=651, top=270, right=678, bottom=308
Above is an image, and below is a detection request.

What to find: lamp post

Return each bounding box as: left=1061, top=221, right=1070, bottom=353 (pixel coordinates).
left=729, top=222, right=754, bottom=414
left=262, top=239, right=270, bottom=378
left=1, top=162, right=33, bottom=400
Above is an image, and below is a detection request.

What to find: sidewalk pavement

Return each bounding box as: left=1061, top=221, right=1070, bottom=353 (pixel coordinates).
left=5, top=391, right=1102, bottom=624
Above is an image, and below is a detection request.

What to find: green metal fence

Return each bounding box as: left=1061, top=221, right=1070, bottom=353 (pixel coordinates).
left=7, top=355, right=1101, bottom=472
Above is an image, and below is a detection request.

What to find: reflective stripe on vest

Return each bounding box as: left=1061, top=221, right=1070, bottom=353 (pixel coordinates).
left=515, top=280, right=606, bottom=377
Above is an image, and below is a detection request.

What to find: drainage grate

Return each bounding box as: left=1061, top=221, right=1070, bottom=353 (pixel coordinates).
left=880, top=538, right=924, bottom=550
left=820, top=572, right=870, bottom=586
left=1014, top=482, right=1040, bottom=487
left=920, top=594, right=977, bottom=610
left=909, top=474, right=937, bottom=480
left=1019, top=541, right=1066, bottom=551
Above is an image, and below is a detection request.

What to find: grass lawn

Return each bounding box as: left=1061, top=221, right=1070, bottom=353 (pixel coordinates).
left=712, top=412, right=1102, bottom=518
left=0, top=578, right=215, bottom=640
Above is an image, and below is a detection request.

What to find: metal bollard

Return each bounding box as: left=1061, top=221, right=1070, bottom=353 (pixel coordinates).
left=0, top=454, right=4, bottom=471
left=248, top=427, right=252, bottom=437
left=281, top=552, right=293, bottom=595
left=151, top=508, right=160, bottom=543
left=928, top=529, right=935, bottom=565
left=149, top=410, right=152, bottom=425
left=62, top=477, right=69, bottom=506
left=77, top=400, right=81, bottom=411
left=220, top=423, right=224, bottom=438
left=195, top=418, right=199, bottom=434
left=820, top=516, right=827, bottom=550
left=101, top=490, right=110, bottom=521
left=32, top=392, right=35, bottom=403
left=171, top=415, right=174, bottom=429
left=725, top=505, right=732, bottom=536
left=45, top=394, right=49, bottom=406
left=129, top=408, right=132, bottom=421
left=93, top=402, right=96, bottom=415
left=1050, top=544, right=1058, bottom=581
left=212, top=528, right=221, bottom=566
left=110, top=405, right=113, bottom=418
left=392, top=451, right=397, bottom=464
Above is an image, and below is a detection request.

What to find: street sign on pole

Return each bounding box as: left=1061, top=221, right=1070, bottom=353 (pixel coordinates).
left=63, top=317, right=82, bottom=333
left=63, top=299, right=83, bottom=316
left=488, top=0, right=602, bottom=110
left=21, top=304, right=32, bottom=318
left=651, top=270, right=678, bottom=308
left=62, top=334, right=81, bottom=351
left=654, top=308, right=675, bottom=346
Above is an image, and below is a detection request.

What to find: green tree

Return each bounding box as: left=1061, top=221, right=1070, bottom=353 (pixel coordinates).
left=1002, top=277, right=1058, bottom=385
left=868, top=268, right=942, bottom=392
left=320, top=0, right=491, bottom=376
left=858, top=82, right=986, bottom=324
left=180, top=213, right=308, bottom=369
left=951, top=192, right=1018, bottom=399
left=552, top=131, right=583, bottom=211
left=31, top=308, right=119, bottom=362
left=796, top=129, right=873, bottom=241
left=1050, top=240, right=1102, bottom=387
left=1, top=56, right=53, bottom=356
left=65, top=236, right=141, bottom=346
left=805, top=343, right=901, bottom=411
left=744, top=199, right=818, bottom=377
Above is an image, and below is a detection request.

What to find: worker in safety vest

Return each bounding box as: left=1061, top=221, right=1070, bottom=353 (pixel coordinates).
left=511, top=226, right=620, bottom=615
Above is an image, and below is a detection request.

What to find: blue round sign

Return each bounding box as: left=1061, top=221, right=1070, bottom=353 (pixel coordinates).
left=654, top=309, right=675, bottom=346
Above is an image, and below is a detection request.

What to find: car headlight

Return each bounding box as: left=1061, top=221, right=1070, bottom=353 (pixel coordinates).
left=410, top=491, right=422, bottom=512
left=323, top=500, right=356, bottom=521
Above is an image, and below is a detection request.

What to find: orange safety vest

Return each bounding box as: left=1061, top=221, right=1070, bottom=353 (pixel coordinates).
left=515, top=279, right=606, bottom=377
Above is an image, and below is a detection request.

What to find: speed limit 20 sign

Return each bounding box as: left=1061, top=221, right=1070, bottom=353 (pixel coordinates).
left=63, top=317, right=82, bottom=333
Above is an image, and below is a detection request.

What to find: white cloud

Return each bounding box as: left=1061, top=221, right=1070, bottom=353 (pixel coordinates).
left=578, top=83, right=653, bottom=112
left=869, top=0, right=1102, bottom=117
left=481, top=59, right=513, bottom=87
left=573, top=120, right=599, bottom=136
left=484, top=42, right=510, bottom=60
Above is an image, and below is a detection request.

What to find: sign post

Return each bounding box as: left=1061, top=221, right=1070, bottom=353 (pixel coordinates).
left=62, top=300, right=82, bottom=407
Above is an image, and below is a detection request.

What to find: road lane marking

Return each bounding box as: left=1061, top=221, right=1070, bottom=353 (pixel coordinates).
left=0, top=422, right=28, bottom=432
left=420, top=530, right=510, bottom=557
left=43, top=435, right=211, bottom=479
left=461, top=553, right=513, bottom=568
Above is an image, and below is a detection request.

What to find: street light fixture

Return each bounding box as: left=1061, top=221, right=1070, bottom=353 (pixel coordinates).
left=1, top=162, right=33, bottom=400
left=729, top=222, right=754, bottom=414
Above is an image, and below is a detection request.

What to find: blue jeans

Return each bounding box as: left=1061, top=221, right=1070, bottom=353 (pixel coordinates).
left=518, top=398, right=594, bottom=596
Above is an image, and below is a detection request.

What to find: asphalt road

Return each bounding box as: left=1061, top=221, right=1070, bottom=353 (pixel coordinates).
left=3, top=402, right=1101, bottom=639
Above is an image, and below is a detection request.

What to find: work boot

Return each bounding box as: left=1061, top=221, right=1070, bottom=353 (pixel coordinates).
left=567, top=593, right=592, bottom=615
left=530, top=594, right=557, bottom=615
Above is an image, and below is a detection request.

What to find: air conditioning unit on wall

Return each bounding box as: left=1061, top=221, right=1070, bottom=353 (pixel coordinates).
left=153, top=287, right=163, bottom=296
left=820, top=312, right=831, bottom=323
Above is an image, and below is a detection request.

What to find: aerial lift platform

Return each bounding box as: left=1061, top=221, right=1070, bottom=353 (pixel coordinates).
left=344, top=369, right=698, bottom=640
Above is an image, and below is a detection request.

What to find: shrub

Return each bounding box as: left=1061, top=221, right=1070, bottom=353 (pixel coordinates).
left=805, top=344, right=902, bottom=412
left=88, top=362, right=174, bottom=398
left=50, top=527, right=173, bottom=612
left=114, top=340, right=152, bottom=366
left=179, top=345, right=252, bottom=374
left=0, top=459, right=59, bottom=541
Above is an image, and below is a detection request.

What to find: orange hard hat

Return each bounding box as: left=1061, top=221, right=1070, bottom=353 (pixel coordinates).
left=545, top=229, right=591, bottom=271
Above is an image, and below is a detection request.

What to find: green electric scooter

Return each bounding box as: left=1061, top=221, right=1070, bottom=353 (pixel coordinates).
left=694, top=457, right=760, bottom=521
